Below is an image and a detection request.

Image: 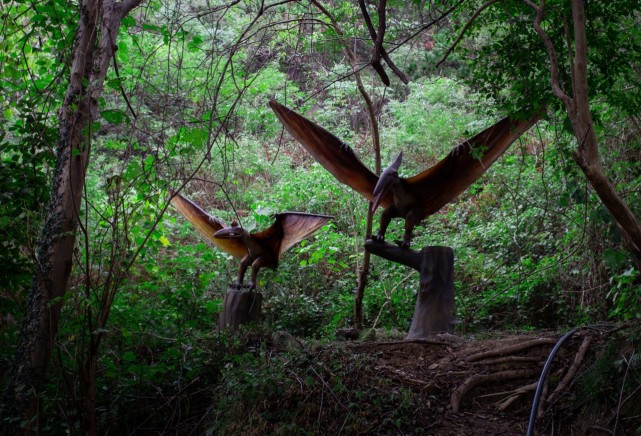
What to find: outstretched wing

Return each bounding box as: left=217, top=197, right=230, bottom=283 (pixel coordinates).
left=270, top=100, right=393, bottom=209
left=253, top=212, right=332, bottom=258
left=169, top=191, right=248, bottom=259
left=405, top=113, right=541, bottom=217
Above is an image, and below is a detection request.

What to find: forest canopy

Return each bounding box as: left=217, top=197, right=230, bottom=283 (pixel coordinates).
left=1, top=0, right=640, bottom=433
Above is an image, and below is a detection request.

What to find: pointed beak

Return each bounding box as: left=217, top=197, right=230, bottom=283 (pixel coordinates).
left=214, top=227, right=243, bottom=240
left=371, top=151, right=402, bottom=214
left=372, top=172, right=394, bottom=214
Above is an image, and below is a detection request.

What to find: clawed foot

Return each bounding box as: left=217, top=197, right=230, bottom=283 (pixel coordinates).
left=394, top=240, right=411, bottom=249
left=229, top=283, right=253, bottom=290
left=367, top=234, right=385, bottom=243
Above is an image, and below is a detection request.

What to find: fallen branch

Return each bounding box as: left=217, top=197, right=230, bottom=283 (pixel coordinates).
left=451, top=369, right=539, bottom=413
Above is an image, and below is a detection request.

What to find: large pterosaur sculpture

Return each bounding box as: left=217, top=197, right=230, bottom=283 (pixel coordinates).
left=170, top=191, right=331, bottom=289
left=270, top=100, right=540, bottom=247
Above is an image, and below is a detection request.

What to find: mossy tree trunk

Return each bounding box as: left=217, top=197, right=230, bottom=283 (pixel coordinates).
left=0, top=1, right=144, bottom=434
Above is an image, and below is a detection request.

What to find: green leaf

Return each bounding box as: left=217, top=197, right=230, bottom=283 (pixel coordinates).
left=143, top=154, right=155, bottom=171
left=183, top=127, right=208, bottom=147
left=101, top=109, right=126, bottom=124
left=187, top=34, right=203, bottom=52
left=604, top=248, right=627, bottom=270
left=121, top=15, right=135, bottom=28
left=122, top=351, right=136, bottom=362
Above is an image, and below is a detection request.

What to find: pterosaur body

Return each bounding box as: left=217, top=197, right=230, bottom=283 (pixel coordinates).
left=170, top=192, right=331, bottom=289
left=270, top=100, right=540, bottom=247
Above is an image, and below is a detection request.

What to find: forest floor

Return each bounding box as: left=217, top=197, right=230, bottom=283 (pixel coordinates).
left=346, top=331, right=567, bottom=435
left=308, top=324, right=639, bottom=435
left=128, top=323, right=641, bottom=434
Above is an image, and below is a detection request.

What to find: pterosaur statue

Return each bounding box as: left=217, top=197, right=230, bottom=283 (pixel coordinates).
left=270, top=100, right=540, bottom=247
left=170, top=191, right=331, bottom=289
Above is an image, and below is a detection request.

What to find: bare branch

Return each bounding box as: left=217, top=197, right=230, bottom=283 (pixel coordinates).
left=116, top=0, right=144, bottom=20
left=358, top=0, right=408, bottom=84
left=111, top=46, right=137, bottom=119
left=309, top=0, right=383, bottom=327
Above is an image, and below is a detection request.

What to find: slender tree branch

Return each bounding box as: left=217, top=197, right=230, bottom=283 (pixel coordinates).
left=436, top=0, right=502, bottom=67
left=391, top=0, right=464, bottom=54
left=360, top=0, right=410, bottom=84
left=111, top=46, right=138, bottom=119
left=524, top=0, right=574, bottom=111
left=117, top=0, right=144, bottom=19
left=371, top=0, right=391, bottom=85
left=309, top=0, right=382, bottom=327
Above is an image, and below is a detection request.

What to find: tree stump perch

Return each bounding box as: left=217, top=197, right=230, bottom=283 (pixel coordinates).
left=218, top=289, right=263, bottom=331
left=365, top=241, right=455, bottom=338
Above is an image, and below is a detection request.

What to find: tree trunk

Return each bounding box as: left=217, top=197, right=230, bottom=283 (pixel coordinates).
left=354, top=206, right=374, bottom=329
left=566, top=0, right=641, bottom=261
left=218, top=289, right=263, bottom=331
left=365, top=242, right=456, bottom=338
left=309, top=0, right=382, bottom=329
left=407, top=247, right=455, bottom=338
left=531, top=0, right=641, bottom=263
left=0, top=1, right=143, bottom=433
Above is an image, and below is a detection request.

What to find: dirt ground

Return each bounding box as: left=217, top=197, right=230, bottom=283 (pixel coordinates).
left=342, top=326, right=638, bottom=435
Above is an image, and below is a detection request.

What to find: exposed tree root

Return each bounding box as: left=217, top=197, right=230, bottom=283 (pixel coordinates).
left=340, top=327, right=637, bottom=433
left=448, top=334, right=599, bottom=415
left=544, top=334, right=593, bottom=408
left=451, top=369, right=540, bottom=413
left=474, top=355, right=544, bottom=366
left=467, top=338, right=558, bottom=362
left=496, top=382, right=538, bottom=411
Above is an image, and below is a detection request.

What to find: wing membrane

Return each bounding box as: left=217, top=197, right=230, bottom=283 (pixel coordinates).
left=270, top=101, right=392, bottom=208
left=406, top=114, right=540, bottom=216
left=170, top=192, right=248, bottom=259
left=253, top=212, right=332, bottom=257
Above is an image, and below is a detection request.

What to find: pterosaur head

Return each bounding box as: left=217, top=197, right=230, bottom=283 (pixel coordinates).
left=214, top=222, right=245, bottom=240
left=372, top=152, right=402, bottom=213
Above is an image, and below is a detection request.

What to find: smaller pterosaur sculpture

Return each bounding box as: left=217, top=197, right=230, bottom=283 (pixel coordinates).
left=270, top=100, right=540, bottom=248
left=170, top=191, right=331, bottom=290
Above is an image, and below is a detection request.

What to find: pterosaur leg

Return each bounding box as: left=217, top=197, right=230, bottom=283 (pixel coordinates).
left=234, top=256, right=251, bottom=289
left=399, top=210, right=420, bottom=248
left=373, top=208, right=394, bottom=242
left=248, top=257, right=270, bottom=291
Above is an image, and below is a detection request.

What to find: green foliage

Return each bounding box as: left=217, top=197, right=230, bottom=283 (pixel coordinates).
left=208, top=336, right=424, bottom=434
left=386, top=77, right=492, bottom=153
left=457, top=1, right=641, bottom=117
left=2, top=0, right=641, bottom=432
left=573, top=329, right=641, bottom=434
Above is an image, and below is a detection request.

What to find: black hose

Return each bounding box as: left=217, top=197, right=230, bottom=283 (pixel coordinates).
left=526, top=324, right=613, bottom=436
left=526, top=327, right=580, bottom=436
